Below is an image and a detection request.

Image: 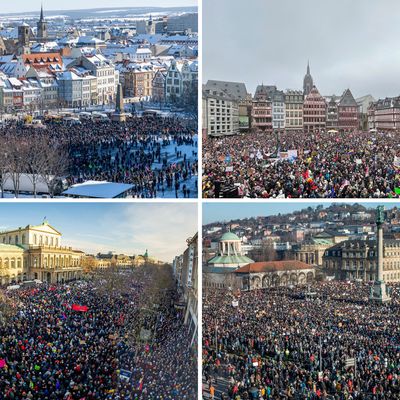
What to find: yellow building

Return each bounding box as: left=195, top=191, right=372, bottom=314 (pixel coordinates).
left=0, top=221, right=84, bottom=285
left=0, top=244, right=25, bottom=284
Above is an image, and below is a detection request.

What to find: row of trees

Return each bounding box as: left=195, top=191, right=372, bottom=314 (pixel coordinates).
left=0, top=134, right=69, bottom=198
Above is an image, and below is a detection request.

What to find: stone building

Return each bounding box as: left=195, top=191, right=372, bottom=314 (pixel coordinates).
left=326, top=95, right=339, bottom=129
left=36, top=5, right=48, bottom=42
left=203, top=80, right=249, bottom=132
left=251, top=84, right=272, bottom=132
left=203, top=231, right=254, bottom=289
left=183, top=233, right=198, bottom=347
left=337, top=88, right=359, bottom=131
left=356, top=94, right=375, bottom=131
left=284, top=90, right=303, bottom=130
left=136, top=15, right=156, bottom=35
left=152, top=69, right=167, bottom=103
left=367, top=96, right=400, bottom=132
left=0, top=221, right=83, bottom=285
left=120, top=62, right=154, bottom=98
left=303, top=61, right=314, bottom=96
left=323, top=239, right=400, bottom=282
left=234, top=260, right=315, bottom=291
left=303, top=85, right=327, bottom=132
left=293, top=231, right=348, bottom=266
left=202, top=88, right=239, bottom=136
left=270, top=87, right=285, bottom=131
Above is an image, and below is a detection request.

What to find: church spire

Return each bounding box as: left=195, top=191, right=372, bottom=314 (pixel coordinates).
left=40, top=3, right=44, bottom=21
left=303, top=60, right=314, bottom=96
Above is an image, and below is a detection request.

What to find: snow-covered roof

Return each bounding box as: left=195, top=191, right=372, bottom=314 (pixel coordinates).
left=136, top=48, right=152, bottom=54
left=58, top=36, right=78, bottom=46
left=63, top=181, right=134, bottom=198
left=0, top=62, right=16, bottom=76
left=57, top=70, right=80, bottom=80
left=77, top=36, right=105, bottom=45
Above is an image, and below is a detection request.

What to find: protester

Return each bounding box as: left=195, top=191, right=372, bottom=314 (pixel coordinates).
left=0, top=115, right=198, bottom=198
left=203, top=282, right=400, bottom=399
left=0, top=272, right=196, bottom=399
left=203, top=130, right=400, bottom=198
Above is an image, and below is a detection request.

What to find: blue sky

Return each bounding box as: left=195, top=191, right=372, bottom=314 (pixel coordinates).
left=0, top=203, right=197, bottom=262
left=2, top=1, right=197, bottom=13
left=203, top=202, right=388, bottom=225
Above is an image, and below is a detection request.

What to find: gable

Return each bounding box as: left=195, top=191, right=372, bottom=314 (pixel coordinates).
left=30, top=223, right=62, bottom=236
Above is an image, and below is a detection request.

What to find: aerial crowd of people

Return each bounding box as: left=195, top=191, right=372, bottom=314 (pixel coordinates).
left=203, top=282, right=400, bottom=399
left=0, top=270, right=197, bottom=399
left=202, top=130, right=400, bottom=199
left=0, top=115, right=198, bottom=198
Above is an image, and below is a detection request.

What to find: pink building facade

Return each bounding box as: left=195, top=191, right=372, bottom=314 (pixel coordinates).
left=251, top=84, right=272, bottom=132
left=303, top=85, right=327, bottom=132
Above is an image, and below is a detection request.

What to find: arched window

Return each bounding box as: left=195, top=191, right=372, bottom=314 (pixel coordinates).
left=45, top=237, right=48, bottom=246
left=39, top=236, right=43, bottom=245
left=22, top=234, right=25, bottom=244
left=50, top=237, right=54, bottom=246
left=34, top=234, right=37, bottom=245
left=15, top=235, right=18, bottom=244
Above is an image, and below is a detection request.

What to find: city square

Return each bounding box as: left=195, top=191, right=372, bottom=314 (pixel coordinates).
left=202, top=202, right=400, bottom=399
left=0, top=203, right=198, bottom=399
left=0, top=3, right=198, bottom=198
left=202, top=0, right=400, bottom=199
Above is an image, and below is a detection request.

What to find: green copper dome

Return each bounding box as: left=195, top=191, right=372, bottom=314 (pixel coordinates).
left=220, top=232, right=240, bottom=241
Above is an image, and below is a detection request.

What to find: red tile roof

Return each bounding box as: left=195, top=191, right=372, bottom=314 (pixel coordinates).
left=22, top=52, right=63, bottom=67
left=235, top=260, right=312, bottom=274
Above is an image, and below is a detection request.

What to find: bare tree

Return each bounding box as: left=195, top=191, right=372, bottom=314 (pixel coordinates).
left=25, top=135, right=51, bottom=198
left=7, top=136, right=30, bottom=198
left=0, top=290, right=17, bottom=327
left=0, top=136, right=10, bottom=198
left=41, top=144, right=70, bottom=197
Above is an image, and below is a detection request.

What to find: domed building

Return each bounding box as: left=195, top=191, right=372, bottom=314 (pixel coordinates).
left=203, top=231, right=254, bottom=289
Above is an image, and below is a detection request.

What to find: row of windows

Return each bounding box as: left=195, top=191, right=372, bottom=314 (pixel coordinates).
left=286, top=112, right=303, bottom=118
left=0, top=258, right=23, bottom=269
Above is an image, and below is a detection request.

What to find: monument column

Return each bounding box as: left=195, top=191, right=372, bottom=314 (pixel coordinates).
left=370, top=205, right=391, bottom=303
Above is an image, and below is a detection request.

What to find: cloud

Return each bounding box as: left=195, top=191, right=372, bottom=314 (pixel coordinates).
left=203, top=0, right=400, bottom=98
left=62, top=203, right=198, bottom=262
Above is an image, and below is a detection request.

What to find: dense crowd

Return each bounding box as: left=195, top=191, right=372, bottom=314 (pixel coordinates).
left=202, top=130, right=400, bottom=198
left=1, top=115, right=198, bottom=198
left=0, top=272, right=197, bottom=399
left=203, top=282, right=400, bottom=399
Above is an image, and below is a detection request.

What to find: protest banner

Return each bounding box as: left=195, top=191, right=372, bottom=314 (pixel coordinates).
left=72, top=304, right=89, bottom=312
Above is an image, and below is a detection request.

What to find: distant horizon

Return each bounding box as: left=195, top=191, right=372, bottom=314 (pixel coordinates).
left=0, top=2, right=197, bottom=15
left=203, top=202, right=394, bottom=225
left=0, top=203, right=197, bottom=262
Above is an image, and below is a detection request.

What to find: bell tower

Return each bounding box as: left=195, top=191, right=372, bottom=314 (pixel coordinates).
left=37, top=4, right=48, bottom=42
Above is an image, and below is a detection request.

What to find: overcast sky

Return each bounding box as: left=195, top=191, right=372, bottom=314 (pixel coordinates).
left=1, top=1, right=196, bottom=13
left=0, top=203, right=197, bottom=262
left=203, top=0, right=400, bottom=99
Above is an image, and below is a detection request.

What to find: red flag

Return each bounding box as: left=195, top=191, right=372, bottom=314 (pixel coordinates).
left=72, top=304, right=88, bottom=312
